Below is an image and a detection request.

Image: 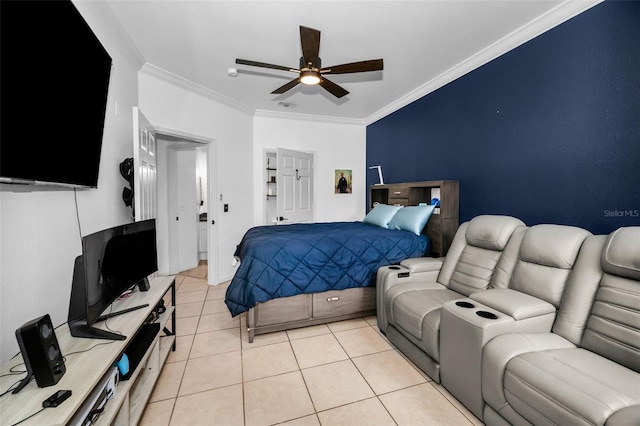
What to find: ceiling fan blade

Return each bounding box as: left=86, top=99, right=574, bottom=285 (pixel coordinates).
left=236, top=58, right=295, bottom=72
left=300, top=26, right=321, bottom=68
left=319, top=77, right=349, bottom=98
left=271, top=78, right=300, bottom=95
left=321, top=59, right=384, bottom=74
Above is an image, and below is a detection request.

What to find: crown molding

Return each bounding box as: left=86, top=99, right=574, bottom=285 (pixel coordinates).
left=140, top=63, right=365, bottom=125
left=365, top=0, right=604, bottom=126
left=140, top=62, right=366, bottom=126
left=254, top=109, right=366, bottom=126
left=140, top=63, right=255, bottom=115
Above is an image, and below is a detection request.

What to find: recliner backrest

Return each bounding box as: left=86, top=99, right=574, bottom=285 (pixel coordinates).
left=437, top=215, right=525, bottom=295
left=581, top=227, right=640, bottom=373
left=552, top=235, right=606, bottom=345
left=508, top=224, right=591, bottom=307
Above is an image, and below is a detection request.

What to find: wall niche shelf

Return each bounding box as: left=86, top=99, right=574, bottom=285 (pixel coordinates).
left=265, top=152, right=278, bottom=223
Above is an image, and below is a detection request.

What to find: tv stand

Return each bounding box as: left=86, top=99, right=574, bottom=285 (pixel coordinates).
left=0, top=276, right=176, bottom=426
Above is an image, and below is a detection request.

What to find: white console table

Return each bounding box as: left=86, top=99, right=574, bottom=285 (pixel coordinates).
left=0, top=275, right=176, bottom=426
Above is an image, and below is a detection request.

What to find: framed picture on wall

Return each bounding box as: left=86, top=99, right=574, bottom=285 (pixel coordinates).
left=335, top=169, right=352, bottom=194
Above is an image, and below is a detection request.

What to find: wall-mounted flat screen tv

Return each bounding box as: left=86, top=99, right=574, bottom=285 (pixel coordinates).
left=0, top=0, right=112, bottom=188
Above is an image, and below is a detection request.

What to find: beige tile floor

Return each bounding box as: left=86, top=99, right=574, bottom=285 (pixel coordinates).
left=140, top=273, right=483, bottom=426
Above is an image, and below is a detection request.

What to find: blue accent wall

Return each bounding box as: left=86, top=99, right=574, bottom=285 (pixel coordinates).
left=366, top=1, right=640, bottom=234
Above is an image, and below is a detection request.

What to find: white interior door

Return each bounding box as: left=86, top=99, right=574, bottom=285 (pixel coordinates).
left=276, top=148, right=314, bottom=224
left=133, top=107, right=157, bottom=221
left=175, top=150, right=198, bottom=272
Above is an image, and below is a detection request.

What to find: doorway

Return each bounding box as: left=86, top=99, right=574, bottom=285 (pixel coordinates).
left=156, top=132, right=218, bottom=285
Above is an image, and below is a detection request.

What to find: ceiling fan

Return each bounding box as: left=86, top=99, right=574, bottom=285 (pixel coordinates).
left=235, top=25, right=383, bottom=99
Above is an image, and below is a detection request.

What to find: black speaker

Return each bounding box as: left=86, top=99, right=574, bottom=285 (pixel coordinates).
left=13, top=314, right=66, bottom=394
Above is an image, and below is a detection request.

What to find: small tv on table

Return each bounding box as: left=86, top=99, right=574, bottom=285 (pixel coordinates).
left=68, top=219, right=158, bottom=340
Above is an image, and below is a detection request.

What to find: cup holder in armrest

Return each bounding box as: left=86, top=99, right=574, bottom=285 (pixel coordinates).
left=455, top=301, right=475, bottom=309
left=476, top=310, right=498, bottom=320
left=388, top=266, right=401, bottom=270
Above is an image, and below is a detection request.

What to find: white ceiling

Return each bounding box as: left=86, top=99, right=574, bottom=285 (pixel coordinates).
left=106, top=1, right=600, bottom=123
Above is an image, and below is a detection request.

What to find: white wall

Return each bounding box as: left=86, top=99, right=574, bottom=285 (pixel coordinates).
left=253, top=114, right=367, bottom=225
left=138, top=72, right=254, bottom=283
left=0, top=1, right=143, bottom=364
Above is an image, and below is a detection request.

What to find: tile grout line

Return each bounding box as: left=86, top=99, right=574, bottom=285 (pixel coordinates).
left=346, top=322, right=400, bottom=426
left=172, top=274, right=202, bottom=425
left=169, top=274, right=207, bottom=425
left=280, top=330, right=322, bottom=425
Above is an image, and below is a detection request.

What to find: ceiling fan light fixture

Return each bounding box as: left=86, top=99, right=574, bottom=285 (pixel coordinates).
left=236, top=25, right=383, bottom=98
left=300, top=70, right=321, bottom=85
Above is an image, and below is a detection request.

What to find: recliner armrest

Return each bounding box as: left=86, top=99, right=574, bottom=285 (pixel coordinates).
left=606, top=405, right=640, bottom=425
left=400, top=257, right=444, bottom=273
left=482, top=333, right=576, bottom=412
left=470, top=288, right=555, bottom=320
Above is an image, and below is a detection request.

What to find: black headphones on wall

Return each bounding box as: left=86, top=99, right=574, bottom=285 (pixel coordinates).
left=119, top=158, right=134, bottom=207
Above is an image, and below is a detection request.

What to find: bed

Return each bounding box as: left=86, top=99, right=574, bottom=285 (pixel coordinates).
left=224, top=219, right=429, bottom=342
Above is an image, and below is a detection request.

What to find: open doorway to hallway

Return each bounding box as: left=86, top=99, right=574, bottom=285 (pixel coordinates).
left=156, top=133, right=217, bottom=285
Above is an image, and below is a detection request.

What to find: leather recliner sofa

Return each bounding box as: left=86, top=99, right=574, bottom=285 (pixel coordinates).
left=481, top=226, right=640, bottom=425
left=376, top=215, right=527, bottom=381
left=377, top=216, right=640, bottom=425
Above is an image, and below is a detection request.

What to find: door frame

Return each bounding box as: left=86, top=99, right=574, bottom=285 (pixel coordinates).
left=154, top=125, right=219, bottom=286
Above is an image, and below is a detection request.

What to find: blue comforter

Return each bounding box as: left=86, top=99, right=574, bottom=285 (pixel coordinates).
left=224, top=221, right=427, bottom=316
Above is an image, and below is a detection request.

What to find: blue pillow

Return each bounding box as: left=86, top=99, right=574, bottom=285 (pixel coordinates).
left=388, top=205, right=436, bottom=235
left=363, top=204, right=403, bottom=228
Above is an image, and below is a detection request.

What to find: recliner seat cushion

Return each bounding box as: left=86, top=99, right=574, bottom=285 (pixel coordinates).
left=392, top=288, right=462, bottom=360
left=504, top=348, right=640, bottom=426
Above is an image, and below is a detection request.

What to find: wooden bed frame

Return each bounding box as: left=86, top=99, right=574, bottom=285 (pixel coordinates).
left=246, top=287, right=376, bottom=342
left=238, top=230, right=402, bottom=343
left=243, top=180, right=460, bottom=342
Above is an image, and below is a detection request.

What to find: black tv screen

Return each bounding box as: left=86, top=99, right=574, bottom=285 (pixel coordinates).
left=0, top=0, right=112, bottom=188
left=68, top=219, right=158, bottom=340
